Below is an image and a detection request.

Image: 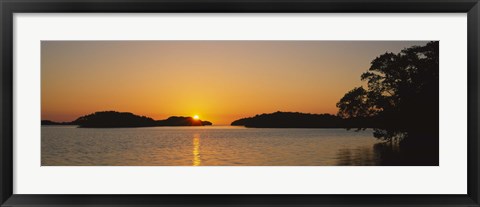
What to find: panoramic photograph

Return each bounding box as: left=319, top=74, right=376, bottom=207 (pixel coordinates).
left=41, top=41, right=439, bottom=166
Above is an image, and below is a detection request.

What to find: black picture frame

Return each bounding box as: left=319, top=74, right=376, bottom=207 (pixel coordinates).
left=1, top=0, right=479, bottom=206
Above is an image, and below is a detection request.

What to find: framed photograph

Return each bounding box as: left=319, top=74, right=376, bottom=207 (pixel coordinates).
left=1, top=0, right=479, bottom=206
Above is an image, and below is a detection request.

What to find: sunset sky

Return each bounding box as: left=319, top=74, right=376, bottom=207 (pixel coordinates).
left=41, top=41, right=429, bottom=125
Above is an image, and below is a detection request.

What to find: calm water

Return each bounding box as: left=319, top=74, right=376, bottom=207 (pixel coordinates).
left=41, top=126, right=384, bottom=166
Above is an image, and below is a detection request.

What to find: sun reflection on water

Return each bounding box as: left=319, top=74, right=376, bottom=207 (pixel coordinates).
left=192, top=133, right=201, bottom=166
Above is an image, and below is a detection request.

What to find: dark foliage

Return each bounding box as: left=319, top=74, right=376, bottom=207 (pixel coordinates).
left=231, top=111, right=397, bottom=129
left=42, top=111, right=213, bottom=128
left=231, top=111, right=378, bottom=128
left=337, top=41, right=439, bottom=134
left=201, top=121, right=213, bottom=126
left=41, top=120, right=76, bottom=125
left=156, top=116, right=203, bottom=126
left=73, top=111, right=158, bottom=128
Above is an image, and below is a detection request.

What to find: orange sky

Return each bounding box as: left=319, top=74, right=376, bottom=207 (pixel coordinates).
left=41, top=41, right=429, bottom=125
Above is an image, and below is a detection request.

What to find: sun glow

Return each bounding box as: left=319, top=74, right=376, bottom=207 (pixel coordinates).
left=193, top=115, right=200, bottom=120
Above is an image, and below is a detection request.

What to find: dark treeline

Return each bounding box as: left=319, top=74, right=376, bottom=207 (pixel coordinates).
left=231, top=111, right=380, bottom=128
left=157, top=116, right=212, bottom=127
left=42, top=111, right=213, bottom=128
left=41, top=120, right=75, bottom=126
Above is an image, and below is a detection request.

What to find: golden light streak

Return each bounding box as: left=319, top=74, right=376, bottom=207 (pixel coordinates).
left=192, top=133, right=201, bottom=166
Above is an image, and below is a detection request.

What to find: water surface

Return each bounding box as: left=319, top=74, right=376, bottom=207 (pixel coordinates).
left=42, top=126, right=383, bottom=166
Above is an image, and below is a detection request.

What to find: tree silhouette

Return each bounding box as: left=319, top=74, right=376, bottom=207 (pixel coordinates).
left=337, top=41, right=439, bottom=138
left=336, top=87, right=377, bottom=119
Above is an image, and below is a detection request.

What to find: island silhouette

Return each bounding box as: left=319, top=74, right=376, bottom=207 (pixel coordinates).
left=42, top=111, right=212, bottom=128
left=230, top=111, right=377, bottom=128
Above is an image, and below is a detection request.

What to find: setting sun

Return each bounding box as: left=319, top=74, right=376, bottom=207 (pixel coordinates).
left=193, top=115, right=199, bottom=120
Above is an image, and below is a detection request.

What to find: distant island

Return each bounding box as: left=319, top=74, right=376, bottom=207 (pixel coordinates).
left=41, top=120, right=75, bottom=126
left=231, top=111, right=377, bottom=128
left=42, top=111, right=212, bottom=128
